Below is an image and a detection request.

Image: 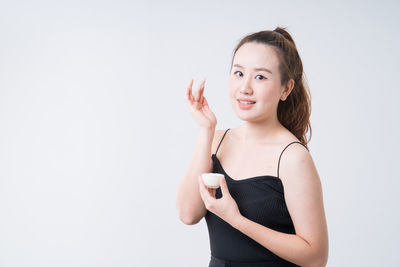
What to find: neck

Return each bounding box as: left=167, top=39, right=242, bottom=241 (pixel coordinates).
left=238, top=116, right=283, bottom=144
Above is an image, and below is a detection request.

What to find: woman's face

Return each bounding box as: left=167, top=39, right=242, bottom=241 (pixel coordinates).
left=228, top=42, right=290, bottom=123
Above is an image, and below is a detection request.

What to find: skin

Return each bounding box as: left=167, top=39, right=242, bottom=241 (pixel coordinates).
left=184, top=42, right=329, bottom=267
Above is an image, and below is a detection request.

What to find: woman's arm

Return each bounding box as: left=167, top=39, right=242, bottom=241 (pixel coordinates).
left=176, top=79, right=219, bottom=225
left=230, top=144, right=329, bottom=267
left=176, top=128, right=215, bottom=225
left=231, top=216, right=327, bottom=267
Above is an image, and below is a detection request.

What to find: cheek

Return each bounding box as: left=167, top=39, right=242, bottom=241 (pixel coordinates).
left=260, top=89, right=274, bottom=99
left=228, top=78, right=236, bottom=97
left=258, top=84, right=279, bottom=100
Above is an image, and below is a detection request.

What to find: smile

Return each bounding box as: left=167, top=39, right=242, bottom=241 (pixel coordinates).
left=237, top=100, right=256, bottom=110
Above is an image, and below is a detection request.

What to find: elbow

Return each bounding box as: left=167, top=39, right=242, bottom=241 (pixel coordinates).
left=318, top=250, right=329, bottom=267
left=178, top=211, right=202, bottom=225
left=309, top=259, right=327, bottom=267
left=318, top=240, right=329, bottom=267
left=311, top=256, right=328, bottom=267
left=176, top=196, right=206, bottom=225
left=309, top=245, right=329, bottom=267
left=176, top=204, right=203, bottom=225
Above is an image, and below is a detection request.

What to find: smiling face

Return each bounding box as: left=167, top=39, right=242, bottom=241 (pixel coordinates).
left=228, top=42, right=292, bottom=123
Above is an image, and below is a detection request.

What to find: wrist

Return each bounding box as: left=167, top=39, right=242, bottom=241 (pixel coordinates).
left=200, top=123, right=216, bottom=130
left=230, top=214, right=245, bottom=230
left=199, top=125, right=216, bottom=135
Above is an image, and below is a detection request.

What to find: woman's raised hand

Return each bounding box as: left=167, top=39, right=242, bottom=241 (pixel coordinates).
left=185, top=79, right=217, bottom=129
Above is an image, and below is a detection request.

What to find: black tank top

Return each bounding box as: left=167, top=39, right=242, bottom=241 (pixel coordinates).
left=205, top=128, right=309, bottom=266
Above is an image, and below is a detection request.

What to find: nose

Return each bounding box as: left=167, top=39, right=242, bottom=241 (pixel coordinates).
left=239, top=77, right=253, bottom=95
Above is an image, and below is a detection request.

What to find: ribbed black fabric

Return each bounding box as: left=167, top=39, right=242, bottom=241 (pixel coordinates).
left=205, top=128, right=308, bottom=266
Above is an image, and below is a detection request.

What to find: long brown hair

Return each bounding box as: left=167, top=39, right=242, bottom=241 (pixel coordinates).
left=231, top=27, right=312, bottom=146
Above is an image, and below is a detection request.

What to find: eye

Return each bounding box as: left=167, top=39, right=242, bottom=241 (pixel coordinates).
left=256, top=75, right=266, bottom=80
left=234, top=71, right=243, bottom=77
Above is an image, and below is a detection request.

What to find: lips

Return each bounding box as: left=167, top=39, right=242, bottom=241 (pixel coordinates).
left=237, top=98, right=256, bottom=104
left=237, top=99, right=256, bottom=110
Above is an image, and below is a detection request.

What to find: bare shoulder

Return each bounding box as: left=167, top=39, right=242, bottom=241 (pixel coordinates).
left=279, top=142, right=316, bottom=181
left=279, top=142, right=323, bottom=224
left=279, top=140, right=319, bottom=185
left=211, top=129, right=229, bottom=155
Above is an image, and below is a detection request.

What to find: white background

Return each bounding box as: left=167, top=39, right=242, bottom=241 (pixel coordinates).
left=0, top=1, right=399, bottom=266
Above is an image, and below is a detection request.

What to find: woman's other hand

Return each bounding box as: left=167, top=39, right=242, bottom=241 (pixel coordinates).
left=198, top=175, right=242, bottom=226
left=185, top=79, right=217, bottom=129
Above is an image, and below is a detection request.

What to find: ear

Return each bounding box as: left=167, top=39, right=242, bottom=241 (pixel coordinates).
left=280, top=79, right=295, bottom=101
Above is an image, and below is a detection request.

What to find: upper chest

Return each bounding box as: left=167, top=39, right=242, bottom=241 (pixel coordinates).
left=216, top=142, right=284, bottom=180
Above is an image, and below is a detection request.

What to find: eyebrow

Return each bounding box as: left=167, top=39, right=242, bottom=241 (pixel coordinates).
left=233, top=64, right=273, bottom=74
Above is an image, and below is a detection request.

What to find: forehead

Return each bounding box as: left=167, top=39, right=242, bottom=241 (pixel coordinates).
left=233, top=42, right=280, bottom=70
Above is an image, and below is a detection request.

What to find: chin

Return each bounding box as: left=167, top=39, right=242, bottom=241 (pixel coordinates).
left=238, top=115, right=262, bottom=123
left=232, top=107, right=268, bottom=123
left=233, top=109, right=259, bottom=122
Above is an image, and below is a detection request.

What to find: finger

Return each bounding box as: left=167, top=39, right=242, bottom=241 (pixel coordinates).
left=199, top=175, right=210, bottom=195
left=198, top=81, right=205, bottom=100
left=198, top=176, right=207, bottom=202
left=202, top=98, right=215, bottom=118
left=187, top=79, right=194, bottom=89
left=199, top=180, right=214, bottom=210
left=186, top=87, right=192, bottom=104
left=195, top=79, right=205, bottom=102
left=202, top=96, right=209, bottom=109
left=198, top=175, right=208, bottom=196
left=187, top=89, right=196, bottom=106
left=219, top=176, right=230, bottom=197
left=194, top=88, right=200, bottom=102
left=208, top=188, right=216, bottom=197
left=199, top=79, right=206, bottom=90
left=187, top=79, right=195, bottom=102
left=198, top=176, right=214, bottom=202
left=199, top=89, right=205, bottom=105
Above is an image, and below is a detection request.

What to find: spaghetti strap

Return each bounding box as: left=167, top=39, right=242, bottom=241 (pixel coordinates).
left=215, top=128, right=230, bottom=156
left=277, top=141, right=309, bottom=178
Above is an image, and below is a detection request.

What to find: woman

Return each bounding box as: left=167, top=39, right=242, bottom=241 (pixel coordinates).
left=176, top=27, right=329, bottom=267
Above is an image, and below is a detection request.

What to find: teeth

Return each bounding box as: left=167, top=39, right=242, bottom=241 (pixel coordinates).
left=239, top=101, right=255, bottom=104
